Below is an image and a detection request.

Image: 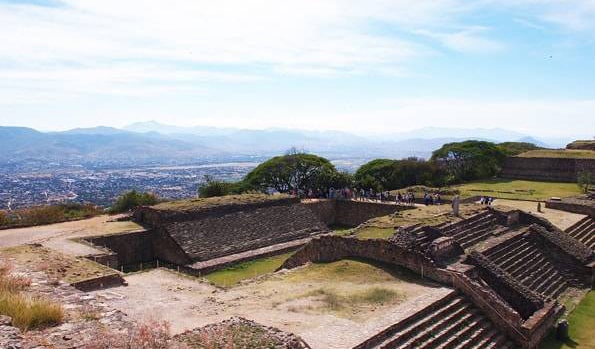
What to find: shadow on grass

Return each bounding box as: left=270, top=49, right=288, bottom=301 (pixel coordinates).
left=315, top=257, right=444, bottom=289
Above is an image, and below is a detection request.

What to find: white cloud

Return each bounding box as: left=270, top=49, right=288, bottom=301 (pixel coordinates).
left=414, top=26, right=504, bottom=53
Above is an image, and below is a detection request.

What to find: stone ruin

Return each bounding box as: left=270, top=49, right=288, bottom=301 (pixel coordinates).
left=63, top=194, right=593, bottom=348
left=82, top=195, right=409, bottom=275
left=280, top=207, right=594, bottom=349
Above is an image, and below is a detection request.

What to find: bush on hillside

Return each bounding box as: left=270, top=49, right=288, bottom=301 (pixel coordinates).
left=578, top=171, right=593, bottom=193
left=109, top=190, right=159, bottom=213
left=0, top=203, right=101, bottom=229
left=198, top=175, right=240, bottom=198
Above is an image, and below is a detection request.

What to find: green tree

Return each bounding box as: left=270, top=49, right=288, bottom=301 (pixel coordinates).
left=243, top=152, right=342, bottom=193
left=431, top=140, right=506, bottom=183
left=354, top=157, right=445, bottom=190
left=109, top=190, right=158, bottom=213
left=198, top=175, right=239, bottom=198
left=577, top=171, right=593, bottom=193
left=497, top=142, right=541, bottom=156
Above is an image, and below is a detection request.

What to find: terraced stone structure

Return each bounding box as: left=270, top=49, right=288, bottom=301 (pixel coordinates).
left=282, top=207, right=594, bottom=349
left=564, top=216, right=595, bottom=251
left=85, top=194, right=403, bottom=275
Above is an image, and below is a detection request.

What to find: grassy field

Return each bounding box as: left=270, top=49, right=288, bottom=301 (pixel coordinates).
left=540, top=291, right=594, bottom=349
left=204, top=252, right=294, bottom=287
left=455, top=179, right=581, bottom=201
left=355, top=227, right=395, bottom=240
left=517, top=149, right=595, bottom=159
left=152, top=193, right=290, bottom=211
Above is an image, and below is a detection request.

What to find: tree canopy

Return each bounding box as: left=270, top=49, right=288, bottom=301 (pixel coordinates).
left=497, top=142, right=541, bottom=156
left=431, top=140, right=506, bottom=183
left=243, top=152, right=344, bottom=193
left=354, top=157, right=445, bottom=191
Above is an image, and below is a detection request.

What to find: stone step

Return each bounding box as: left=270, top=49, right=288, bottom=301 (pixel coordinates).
left=450, top=218, right=497, bottom=241
left=503, top=247, right=541, bottom=274
left=413, top=311, right=481, bottom=349
left=442, top=213, right=494, bottom=236
left=541, top=276, right=567, bottom=299
left=489, top=240, right=530, bottom=265
left=485, top=236, right=526, bottom=260
left=434, top=318, right=486, bottom=349
left=533, top=268, right=563, bottom=295
left=525, top=264, right=555, bottom=289
left=390, top=305, right=475, bottom=349
left=515, top=254, right=547, bottom=281
left=566, top=217, right=590, bottom=234
left=459, top=229, right=494, bottom=249
left=573, top=221, right=594, bottom=242
left=583, top=233, right=595, bottom=249
left=374, top=295, right=465, bottom=348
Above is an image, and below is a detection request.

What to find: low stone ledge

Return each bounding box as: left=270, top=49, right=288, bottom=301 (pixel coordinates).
left=70, top=273, right=126, bottom=292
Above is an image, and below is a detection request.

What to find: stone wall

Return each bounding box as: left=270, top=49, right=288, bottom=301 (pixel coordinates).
left=280, top=235, right=452, bottom=285
left=134, top=197, right=300, bottom=227
left=305, top=200, right=410, bottom=227
left=467, top=251, right=544, bottom=319
left=545, top=197, right=595, bottom=216
left=84, top=230, right=156, bottom=268
left=163, top=201, right=328, bottom=261
left=500, top=156, right=595, bottom=182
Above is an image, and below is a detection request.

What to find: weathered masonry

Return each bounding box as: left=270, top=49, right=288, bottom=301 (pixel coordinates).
left=281, top=207, right=594, bottom=349
left=500, top=156, right=595, bottom=182
left=83, top=195, right=406, bottom=274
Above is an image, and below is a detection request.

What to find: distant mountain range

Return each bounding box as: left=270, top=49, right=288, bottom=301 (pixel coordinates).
left=0, top=121, right=574, bottom=167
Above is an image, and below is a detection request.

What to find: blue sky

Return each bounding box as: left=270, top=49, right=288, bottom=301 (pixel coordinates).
left=0, top=0, right=594, bottom=138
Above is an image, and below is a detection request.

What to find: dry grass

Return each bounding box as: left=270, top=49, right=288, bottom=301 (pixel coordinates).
left=86, top=320, right=185, bottom=349
left=516, top=149, right=595, bottom=159
left=0, top=262, right=63, bottom=331
left=302, top=286, right=402, bottom=311
left=151, top=193, right=291, bottom=211
left=0, top=292, right=64, bottom=331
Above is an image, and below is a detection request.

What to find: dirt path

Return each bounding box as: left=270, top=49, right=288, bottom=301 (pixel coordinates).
left=492, top=199, right=585, bottom=230
left=0, top=215, right=143, bottom=256
left=93, top=266, right=452, bottom=349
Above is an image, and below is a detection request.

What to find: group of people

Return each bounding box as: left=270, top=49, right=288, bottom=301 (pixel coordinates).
left=479, top=196, right=494, bottom=205
left=299, top=187, right=444, bottom=206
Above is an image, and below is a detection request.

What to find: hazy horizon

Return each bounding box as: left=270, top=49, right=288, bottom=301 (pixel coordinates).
left=1, top=1, right=594, bottom=138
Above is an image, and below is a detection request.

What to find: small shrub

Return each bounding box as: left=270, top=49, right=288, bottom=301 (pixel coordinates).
left=0, top=210, right=8, bottom=227
left=578, top=171, right=593, bottom=193
left=109, top=190, right=159, bottom=214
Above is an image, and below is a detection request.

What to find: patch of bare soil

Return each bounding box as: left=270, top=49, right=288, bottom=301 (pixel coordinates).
left=0, top=244, right=117, bottom=284
left=0, top=215, right=143, bottom=257
left=92, top=262, right=452, bottom=349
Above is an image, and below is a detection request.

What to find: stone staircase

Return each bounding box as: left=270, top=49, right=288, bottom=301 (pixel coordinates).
left=484, top=235, right=569, bottom=300
left=440, top=212, right=500, bottom=249
left=359, top=293, right=514, bottom=349
left=565, top=216, right=595, bottom=250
